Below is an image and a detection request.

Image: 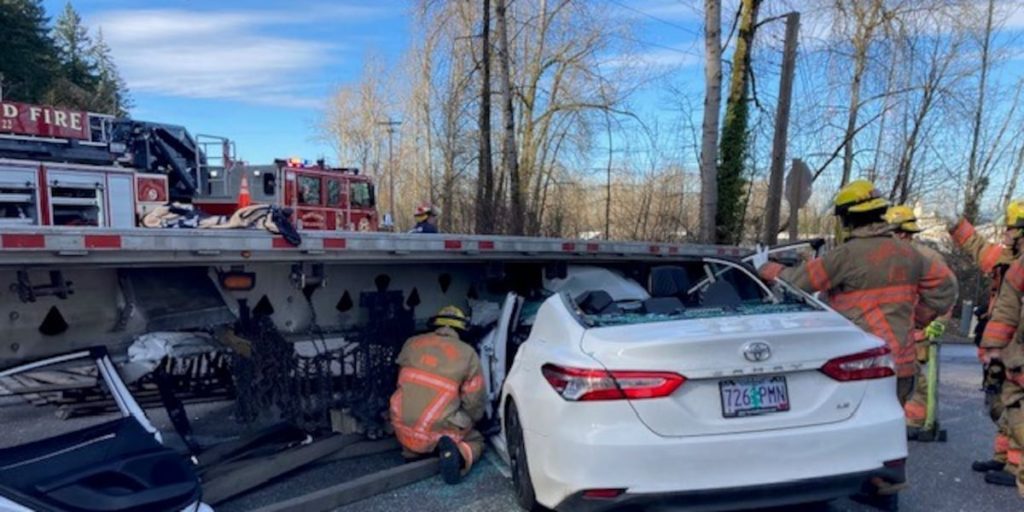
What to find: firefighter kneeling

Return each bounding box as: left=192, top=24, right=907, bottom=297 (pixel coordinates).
left=389, top=305, right=485, bottom=484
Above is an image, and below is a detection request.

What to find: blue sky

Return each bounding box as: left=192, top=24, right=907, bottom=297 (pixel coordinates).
left=47, top=1, right=414, bottom=163
left=49, top=0, right=703, bottom=165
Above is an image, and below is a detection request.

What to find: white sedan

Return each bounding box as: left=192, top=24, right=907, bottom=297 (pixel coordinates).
left=491, top=260, right=906, bottom=511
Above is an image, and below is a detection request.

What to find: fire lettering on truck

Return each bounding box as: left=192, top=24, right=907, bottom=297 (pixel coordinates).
left=0, top=101, right=89, bottom=140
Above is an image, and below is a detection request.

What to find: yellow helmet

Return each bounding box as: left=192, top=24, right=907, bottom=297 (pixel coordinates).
left=884, top=205, right=922, bottom=233
left=834, top=180, right=890, bottom=216
left=1007, top=200, right=1024, bottom=229
left=433, top=305, right=468, bottom=331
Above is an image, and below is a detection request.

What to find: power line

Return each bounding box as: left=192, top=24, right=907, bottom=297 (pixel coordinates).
left=607, top=0, right=703, bottom=38
left=614, top=33, right=702, bottom=58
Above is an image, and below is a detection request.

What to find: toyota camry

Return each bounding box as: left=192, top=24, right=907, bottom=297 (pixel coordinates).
left=493, top=260, right=907, bottom=511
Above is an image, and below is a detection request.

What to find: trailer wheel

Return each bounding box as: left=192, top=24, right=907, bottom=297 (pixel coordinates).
left=506, top=400, right=542, bottom=511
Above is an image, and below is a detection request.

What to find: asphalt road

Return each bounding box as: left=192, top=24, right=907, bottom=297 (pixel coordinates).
left=1, top=343, right=1019, bottom=511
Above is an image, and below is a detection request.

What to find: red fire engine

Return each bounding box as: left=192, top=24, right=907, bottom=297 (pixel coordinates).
left=0, top=100, right=378, bottom=230
left=192, top=158, right=378, bottom=231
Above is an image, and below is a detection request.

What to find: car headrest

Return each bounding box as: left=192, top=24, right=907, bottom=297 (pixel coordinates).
left=649, top=266, right=689, bottom=298
left=703, top=280, right=742, bottom=308
left=575, top=290, right=620, bottom=315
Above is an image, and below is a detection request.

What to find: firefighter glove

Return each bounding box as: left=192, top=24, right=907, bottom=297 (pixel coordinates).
left=750, top=244, right=770, bottom=270
left=924, top=320, right=945, bottom=341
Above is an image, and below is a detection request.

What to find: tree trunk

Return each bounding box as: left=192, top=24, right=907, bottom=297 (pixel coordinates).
left=699, top=0, right=722, bottom=243
left=495, top=0, right=522, bottom=235
left=475, top=0, right=495, bottom=234
left=715, top=0, right=760, bottom=244
left=841, top=50, right=867, bottom=187
left=964, top=0, right=995, bottom=223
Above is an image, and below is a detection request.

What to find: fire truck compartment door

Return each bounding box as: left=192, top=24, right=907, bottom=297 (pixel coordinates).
left=0, top=165, right=38, bottom=189
left=106, top=174, right=134, bottom=228
left=121, top=268, right=235, bottom=332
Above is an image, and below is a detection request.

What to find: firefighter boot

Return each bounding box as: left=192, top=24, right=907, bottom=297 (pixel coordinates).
left=984, top=470, right=1017, bottom=487
left=438, top=436, right=464, bottom=485
left=972, top=459, right=1006, bottom=472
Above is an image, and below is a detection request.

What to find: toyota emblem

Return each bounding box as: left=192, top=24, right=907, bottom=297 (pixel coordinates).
left=743, top=341, right=772, bottom=362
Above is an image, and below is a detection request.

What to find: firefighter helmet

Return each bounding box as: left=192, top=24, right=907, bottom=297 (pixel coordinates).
left=433, top=305, right=468, bottom=331
left=834, top=180, right=890, bottom=216
left=884, top=205, right=922, bottom=233
left=414, top=203, right=438, bottom=221
left=1007, top=200, right=1024, bottom=229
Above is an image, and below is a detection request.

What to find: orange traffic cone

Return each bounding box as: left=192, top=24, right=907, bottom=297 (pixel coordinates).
left=238, top=174, right=251, bottom=208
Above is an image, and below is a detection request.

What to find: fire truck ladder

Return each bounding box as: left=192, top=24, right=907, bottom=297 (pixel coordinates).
left=195, top=134, right=237, bottom=197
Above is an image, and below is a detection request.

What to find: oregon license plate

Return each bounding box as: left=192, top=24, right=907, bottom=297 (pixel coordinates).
left=719, top=376, right=790, bottom=418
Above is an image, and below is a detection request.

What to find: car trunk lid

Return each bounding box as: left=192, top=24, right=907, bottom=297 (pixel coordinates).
left=580, top=311, right=882, bottom=437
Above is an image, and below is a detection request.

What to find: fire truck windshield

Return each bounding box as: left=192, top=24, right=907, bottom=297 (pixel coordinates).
left=351, top=182, right=374, bottom=208
left=298, top=175, right=320, bottom=205
left=327, top=179, right=341, bottom=206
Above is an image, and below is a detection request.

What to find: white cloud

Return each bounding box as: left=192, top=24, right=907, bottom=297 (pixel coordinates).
left=90, top=5, right=394, bottom=108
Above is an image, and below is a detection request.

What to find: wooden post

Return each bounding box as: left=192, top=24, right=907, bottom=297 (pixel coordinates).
left=788, top=158, right=802, bottom=242
left=762, top=12, right=800, bottom=245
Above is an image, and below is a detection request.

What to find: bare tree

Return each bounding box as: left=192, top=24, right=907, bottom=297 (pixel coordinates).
left=700, top=0, right=722, bottom=243
left=834, top=0, right=896, bottom=187
left=475, top=0, right=495, bottom=234
left=963, top=0, right=995, bottom=222
left=494, top=0, right=521, bottom=234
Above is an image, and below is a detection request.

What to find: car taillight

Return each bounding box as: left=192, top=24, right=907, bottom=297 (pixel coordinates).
left=820, top=346, right=895, bottom=381
left=582, top=488, right=626, bottom=499
left=541, top=364, right=685, bottom=401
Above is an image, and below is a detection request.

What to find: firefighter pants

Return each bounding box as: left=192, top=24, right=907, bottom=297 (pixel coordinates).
left=398, top=425, right=484, bottom=476
left=985, top=361, right=1010, bottom=464
left=897, top=377, right=914, bottom=407
left=904, top=361, right=928, bottom=428
left=1004, top=369, right=1024, bottom=497
left=904, top=341, right=932, bottom=427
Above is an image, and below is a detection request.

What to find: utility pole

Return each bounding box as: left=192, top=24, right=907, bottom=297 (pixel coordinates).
left=788, top=159, right=803, bottom=242
left=762, top=12, right=800, bottom=245
left=377, top=119, right=402, bottom=226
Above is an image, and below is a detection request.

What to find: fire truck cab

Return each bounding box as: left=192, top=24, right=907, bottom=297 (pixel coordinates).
left=192, top=157, right=378, bottom=232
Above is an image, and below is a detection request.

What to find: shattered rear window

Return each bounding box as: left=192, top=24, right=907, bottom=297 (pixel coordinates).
left=584, top=302, right=818, bottom=327
left=571, top=259, right=821, bottom=327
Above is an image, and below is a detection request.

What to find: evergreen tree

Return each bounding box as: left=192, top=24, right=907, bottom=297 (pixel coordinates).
left=0, top=0, right=58, bottom=102
left=53, top=2, right=95, bottom=87
left=90, top=28, right=131, bottom=115
left=47, top=1, right=97, bottom=109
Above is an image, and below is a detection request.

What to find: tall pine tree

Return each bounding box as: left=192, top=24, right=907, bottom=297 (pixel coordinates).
left=53, top=2, right=95, bottom=87
left=47, top=2, right=97, bottom=109
left=91, top=28, right=131, bottom=116
left=0, top=0, right=58, bottom=102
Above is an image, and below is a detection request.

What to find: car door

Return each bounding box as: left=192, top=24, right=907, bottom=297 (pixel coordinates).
left=0, top=347, right=205, bottom=512
left=479, top=293, right=522, bottom=419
